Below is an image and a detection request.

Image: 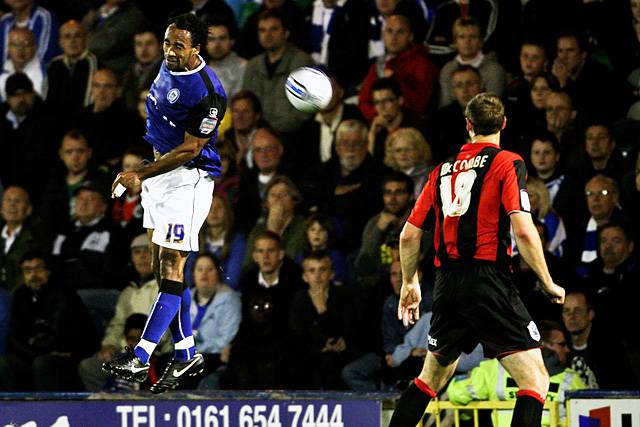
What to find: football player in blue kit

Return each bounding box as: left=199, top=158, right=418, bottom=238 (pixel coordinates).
left=102, top=13, right=227, bottom=394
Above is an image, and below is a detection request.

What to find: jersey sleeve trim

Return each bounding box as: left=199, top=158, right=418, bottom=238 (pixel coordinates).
left=185, top=69, right=227, bottom=139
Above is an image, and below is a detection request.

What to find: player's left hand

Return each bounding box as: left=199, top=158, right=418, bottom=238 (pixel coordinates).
left=398, top=282, right=421, bottom=327
left=542, top=281, right=565, bottom=305
left=111, top=171, right=141, bottom=197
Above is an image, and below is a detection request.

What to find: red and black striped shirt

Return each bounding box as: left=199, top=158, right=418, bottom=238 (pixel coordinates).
left=407, top=142, right=529, bottom=268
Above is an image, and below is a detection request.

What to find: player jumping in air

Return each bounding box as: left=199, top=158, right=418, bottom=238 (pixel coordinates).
left=102, top=13, right=226, bottom=394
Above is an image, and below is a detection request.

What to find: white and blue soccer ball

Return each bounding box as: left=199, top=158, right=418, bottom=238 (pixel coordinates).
left=285, top=67, right=333, bottom=113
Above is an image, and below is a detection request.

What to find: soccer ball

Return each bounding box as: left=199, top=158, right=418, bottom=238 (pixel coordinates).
left=285, top=67, right=333, bottom=113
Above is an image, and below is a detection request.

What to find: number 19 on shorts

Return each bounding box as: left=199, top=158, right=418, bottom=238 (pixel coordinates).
left=165, top=224, right=185, bottom=243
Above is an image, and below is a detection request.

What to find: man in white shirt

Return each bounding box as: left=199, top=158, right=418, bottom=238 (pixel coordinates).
left=0, top=27, right=45, bottom=100
left=438, top=16, right=506, bottom=107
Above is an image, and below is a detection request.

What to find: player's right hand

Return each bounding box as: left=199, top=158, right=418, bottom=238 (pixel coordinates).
left=111, top=171, right=141, bottom=198
left=398, top=282, right=422, bottom=327
left=542, top=281, right=565, bottom=305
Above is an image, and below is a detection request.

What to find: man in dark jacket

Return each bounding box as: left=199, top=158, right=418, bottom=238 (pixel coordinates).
left=0, top=251, right=97, bottom=390
left=51, top=181, right=128, bottom=329
left=0, top=73, right=61, bottom=205
left=0, top=186, right=38, bottom=293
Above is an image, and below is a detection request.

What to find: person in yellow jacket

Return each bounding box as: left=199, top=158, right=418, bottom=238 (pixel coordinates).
left=445, top=320, right=587, bottom=427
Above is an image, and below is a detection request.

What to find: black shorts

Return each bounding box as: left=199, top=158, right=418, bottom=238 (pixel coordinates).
left=427, top=263, right=541, bottom=360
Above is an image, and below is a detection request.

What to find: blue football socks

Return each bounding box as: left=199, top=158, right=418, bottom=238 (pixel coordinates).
left=135, top=291, right=181, bottom=364
left=170, top=288, right=196, bottom=362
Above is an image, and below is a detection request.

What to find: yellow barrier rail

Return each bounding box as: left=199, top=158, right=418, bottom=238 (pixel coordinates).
left=417, top=399, right=561, bottom=427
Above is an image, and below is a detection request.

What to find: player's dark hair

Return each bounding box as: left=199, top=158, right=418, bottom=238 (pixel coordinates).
left=208, top=16, right=238, bottom=40
left=257, top=9, right=290, bottom=31
left=372, top=77, right=403, bottom=98
left=231, top=89, right=263, bottom=116
left=465, top=93, right=504, bottom=136
left=530, top=130, right=560, bottom=153
left=167, top=13, right=208, bottom=50
left=124, top=313, right=148, bottom=334
left=382, top=170, right=415, bottom=195
left=20, top=250, right=51, bottom=269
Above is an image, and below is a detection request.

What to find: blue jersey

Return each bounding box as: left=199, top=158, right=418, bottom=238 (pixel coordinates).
left=145, top=57, right=227, bottom=177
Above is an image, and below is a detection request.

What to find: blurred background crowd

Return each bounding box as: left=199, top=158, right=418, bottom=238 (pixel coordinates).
left=0, top=0, right=639, bottom=398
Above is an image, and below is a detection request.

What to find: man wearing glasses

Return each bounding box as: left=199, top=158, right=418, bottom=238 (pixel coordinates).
left=562, top=291, right=637, bottom=389
left=355, top=171, right=415, bottom=289
left=366, top=77, right=426, bottom=161
left=578, top=175, right=624, bottom=271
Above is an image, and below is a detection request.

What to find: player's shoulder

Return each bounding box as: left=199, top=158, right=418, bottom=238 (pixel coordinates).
left=494, top=148, right=524, bottom=165
left=166, top=65, right=209, bottom=100
left=178, top=62, right=225, bottom=97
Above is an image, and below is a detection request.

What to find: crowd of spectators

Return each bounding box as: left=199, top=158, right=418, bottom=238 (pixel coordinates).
left=0, top=0, right=639, bottom=393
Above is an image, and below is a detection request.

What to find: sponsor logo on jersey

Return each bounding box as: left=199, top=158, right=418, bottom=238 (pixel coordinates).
left=167, top=88, right=180, bottom=104
left=527, top=321, right=540, bottom=341
left=428, top=335, right=438, bottom=347
left=209, top=108, right=218, bottom=118
left=199, top=117, right=217, bottom=134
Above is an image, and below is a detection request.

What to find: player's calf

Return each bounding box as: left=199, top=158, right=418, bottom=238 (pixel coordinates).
left=512, top=389, right=545, bottom=427
left=388, top=377, right=437, bottom=427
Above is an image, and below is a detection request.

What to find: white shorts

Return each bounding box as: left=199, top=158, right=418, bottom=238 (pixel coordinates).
left=141, top=166, right=214, bottom=251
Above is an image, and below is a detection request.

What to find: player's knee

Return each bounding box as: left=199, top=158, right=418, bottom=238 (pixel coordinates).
left=159, top=249, right=183, bottom=280
left=419, top=352, right=457, bottom=392
left=432, top=352, right=457, bottom=367
left=524, top=364, right=550, bottom=397
left=538, top=367, right=550, bottom=394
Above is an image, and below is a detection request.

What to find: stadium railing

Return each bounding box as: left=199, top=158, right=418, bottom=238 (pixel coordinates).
left=418, top=399, right=561, bottom=427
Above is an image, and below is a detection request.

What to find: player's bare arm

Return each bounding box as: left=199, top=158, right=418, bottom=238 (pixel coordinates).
left=398, top=221, right=424, bottom=326
left=111, top=132, right=209, bottom=195
left=510, top=211, right=565, bottom=304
